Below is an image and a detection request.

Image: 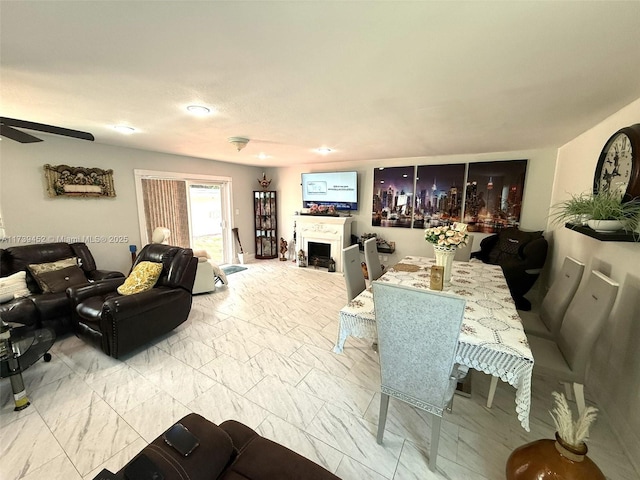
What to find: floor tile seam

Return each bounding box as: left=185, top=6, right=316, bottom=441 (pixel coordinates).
left=244, top=379, right=327, bottom=429
left=300, top=367, right=378, bottom=409
left=20, top=351, right=75, bottom=392
left=2, top=412, right=64, bottom=479
left=49, top=398, right=142, bottom=477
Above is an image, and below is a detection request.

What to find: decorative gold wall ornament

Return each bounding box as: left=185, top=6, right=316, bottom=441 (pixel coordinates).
left=44, top=164, right=116, bottom=197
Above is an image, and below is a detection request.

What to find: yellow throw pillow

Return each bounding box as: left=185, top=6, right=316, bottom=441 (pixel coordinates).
left=117, top=261, right=163, bottom=295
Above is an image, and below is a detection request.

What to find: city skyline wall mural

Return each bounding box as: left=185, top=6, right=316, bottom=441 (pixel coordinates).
left=463, top=159, right=528, bottom=233
left=371, top=159, right=528, bottom=231
left=412, top=164, right=467, bottom=229
left=372, top=166, right=415, bottom=228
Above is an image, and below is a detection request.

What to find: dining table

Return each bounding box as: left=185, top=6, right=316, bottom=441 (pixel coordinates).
left=334, top=255, right=534, bottom=431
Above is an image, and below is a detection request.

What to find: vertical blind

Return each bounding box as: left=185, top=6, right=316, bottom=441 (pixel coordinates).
left=141, top=178, right=190, bottom=247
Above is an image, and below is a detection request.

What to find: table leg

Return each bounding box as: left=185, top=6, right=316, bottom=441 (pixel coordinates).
left=7, top=357, right=30, bottom=411
left=455, top=371, right=472, bottom=398
left=333, top=325, right=348, bottom=354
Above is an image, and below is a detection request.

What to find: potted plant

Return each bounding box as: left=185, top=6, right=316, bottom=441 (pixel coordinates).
left=550, top=190, right=640, bottom=233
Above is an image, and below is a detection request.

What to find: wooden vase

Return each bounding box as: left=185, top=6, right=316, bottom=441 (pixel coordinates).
left=506, top=432, right=606, bottom=480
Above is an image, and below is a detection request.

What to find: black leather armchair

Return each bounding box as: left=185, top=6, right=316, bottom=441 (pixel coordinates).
left=68, top=244, right=197, bottom=358
left=471, top=227, right=548, bottom=311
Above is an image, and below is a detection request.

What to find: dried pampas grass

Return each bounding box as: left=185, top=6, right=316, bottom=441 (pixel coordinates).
left=549, top=391, right=598, bottom=447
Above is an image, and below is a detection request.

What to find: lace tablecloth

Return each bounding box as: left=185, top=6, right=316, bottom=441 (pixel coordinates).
left=334, top=256, right=534, bottom=431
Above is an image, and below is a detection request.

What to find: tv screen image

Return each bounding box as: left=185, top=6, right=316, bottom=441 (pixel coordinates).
left=301, top=171, right=358, bottom=211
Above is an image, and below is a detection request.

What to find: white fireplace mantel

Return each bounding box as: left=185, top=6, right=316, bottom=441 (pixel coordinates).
left=294, top=215, right=354, bottom=273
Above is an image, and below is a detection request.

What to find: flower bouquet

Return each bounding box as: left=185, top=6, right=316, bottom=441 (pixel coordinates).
left=425, top=222, right=469, bottom=288
left=309, top=204, right=338, bottom=216
left=424, top=222, right=469, bottom=250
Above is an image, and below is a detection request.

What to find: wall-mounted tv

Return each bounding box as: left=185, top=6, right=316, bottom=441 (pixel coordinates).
left=301, top=171, right=358, bottom=211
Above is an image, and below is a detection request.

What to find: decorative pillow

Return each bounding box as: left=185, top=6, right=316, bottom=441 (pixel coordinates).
left=117, top=261, right=163, bottom=296
left=28, top=257, right=79, bottom=292
left=0, top=271, right=31, bottom=299
left=33, top=265, right=88, bottom=294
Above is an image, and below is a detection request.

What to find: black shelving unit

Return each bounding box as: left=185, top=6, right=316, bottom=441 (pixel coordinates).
left=254, top=191, right=278, bottom=259
left=564, top=223, right=639, bottom=242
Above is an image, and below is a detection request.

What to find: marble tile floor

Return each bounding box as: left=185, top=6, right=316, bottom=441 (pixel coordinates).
left=0, top=259, right=637, bottom=480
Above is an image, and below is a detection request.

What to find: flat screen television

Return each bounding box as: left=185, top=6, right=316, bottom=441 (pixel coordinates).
left=301, top=171, right=358, bottom=211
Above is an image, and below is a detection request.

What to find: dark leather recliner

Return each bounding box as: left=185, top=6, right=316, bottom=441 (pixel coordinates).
left=68, top=244, right=197, bottom=358
left=471, top=227, right=548, bottom=311
left=0, top=242, right=124, bottom=334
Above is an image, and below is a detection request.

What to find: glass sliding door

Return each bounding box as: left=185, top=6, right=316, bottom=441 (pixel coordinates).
left=135, top=170, right=233, bottom=265
left=188, top=182, right=228, bottom=264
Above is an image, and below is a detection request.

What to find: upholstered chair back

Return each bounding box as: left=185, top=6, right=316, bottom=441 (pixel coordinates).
left=133, top=243, right=196, bottom=291
left=539, top=256, right=585, bottom=336
left=557, top=270, right=618, bottom=381
left=372, top=282, right=465, bottom=415
left=342, top=244, right=366, bottom=302
left=363, top=237, right=383, bottom=281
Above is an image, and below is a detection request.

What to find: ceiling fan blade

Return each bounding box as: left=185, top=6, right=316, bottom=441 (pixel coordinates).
left=0, top=117, right=94, bottom=141
left=0, top=124, right=43, bottom=143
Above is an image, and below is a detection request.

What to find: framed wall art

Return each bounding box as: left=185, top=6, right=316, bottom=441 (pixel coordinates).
left=44, top=164, right=116, bottom=198
left=372, top=166, right=415, bottom=228
left=413, top=163, right=466, bottom=229
left=463, top=159, right=527, bottom=233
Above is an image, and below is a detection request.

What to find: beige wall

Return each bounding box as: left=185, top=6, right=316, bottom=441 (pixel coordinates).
left=549, top=97, right=640, bottom=468
left=0, top=135, right=264, bottom=274
left=272, top=148, right=558, bottom=265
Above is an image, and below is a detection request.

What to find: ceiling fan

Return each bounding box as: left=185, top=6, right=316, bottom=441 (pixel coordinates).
left=0, top=117, right=94, bottom=143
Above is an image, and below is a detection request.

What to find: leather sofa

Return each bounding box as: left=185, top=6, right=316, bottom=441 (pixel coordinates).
left=68, top=243, right=197, bottom=358
left=0, top=242, right=124, bottom=334
left=109, top=413, right=340, bottom=480
left=471, top=227, right=548, bottom=310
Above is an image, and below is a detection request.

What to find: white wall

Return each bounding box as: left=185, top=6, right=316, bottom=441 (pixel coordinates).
left=0, top=135, right=264, bottom=274
left=272, top=148, right=557, bottom=266
left=548, top=97, right=640, bottom=468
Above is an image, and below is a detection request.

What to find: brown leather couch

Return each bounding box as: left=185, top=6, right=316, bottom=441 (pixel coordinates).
left=109, top=413, right=340, bottom=480
left=0, top=242, right=124, bottom=334
left=68, top=243, right=197, bottom=358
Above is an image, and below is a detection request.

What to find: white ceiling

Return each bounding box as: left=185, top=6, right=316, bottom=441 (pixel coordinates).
left=1, top=1, right=640, bottom=167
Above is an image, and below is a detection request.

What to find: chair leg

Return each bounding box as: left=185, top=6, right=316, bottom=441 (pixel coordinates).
left=376, top=393, right=390, bottom=444
left=486, top=376, right=498, bottom=408
left=429, top=415, right=442, bottom=472
left=574, top=383, right=585, bottom=415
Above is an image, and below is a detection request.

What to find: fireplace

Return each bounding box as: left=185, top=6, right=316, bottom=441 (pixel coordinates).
left=308, top=241, right=331, bottom=268
left=294, top=215, right=353, bottom=273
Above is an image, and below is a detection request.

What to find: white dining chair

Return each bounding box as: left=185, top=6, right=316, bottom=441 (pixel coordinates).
left=486, top=268, right=617, bottom=410
left=520, top=256, right=585, bottom=340
left=527, top=270, right=618, bottom=414
left=342, top=244, right=366, bottom=302
left=373, top=281, right=466, bottom=471
left=363, top=237, right=384, bottom=281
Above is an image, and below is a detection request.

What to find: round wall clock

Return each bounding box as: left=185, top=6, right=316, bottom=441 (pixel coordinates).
left=593, top=123, right=640, bottom=200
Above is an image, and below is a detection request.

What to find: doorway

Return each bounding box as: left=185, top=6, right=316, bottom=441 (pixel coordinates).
left=135, top=170, right=233, bottom=265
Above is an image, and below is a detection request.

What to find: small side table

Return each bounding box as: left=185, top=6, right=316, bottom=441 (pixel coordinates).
left=0, top=326, right=55, bottom=410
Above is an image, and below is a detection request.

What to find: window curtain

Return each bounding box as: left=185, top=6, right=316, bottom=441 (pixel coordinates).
left=141, top=178, right=190, bottom=248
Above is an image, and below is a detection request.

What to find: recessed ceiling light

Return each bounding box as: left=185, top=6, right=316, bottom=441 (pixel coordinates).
left=113, top=125, right=135, bottom=134
left=315, top=147, right=333, bottom=155
left=186, top=105, right=211, bottom=116
left=257, top=153, right=269, bottom=160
